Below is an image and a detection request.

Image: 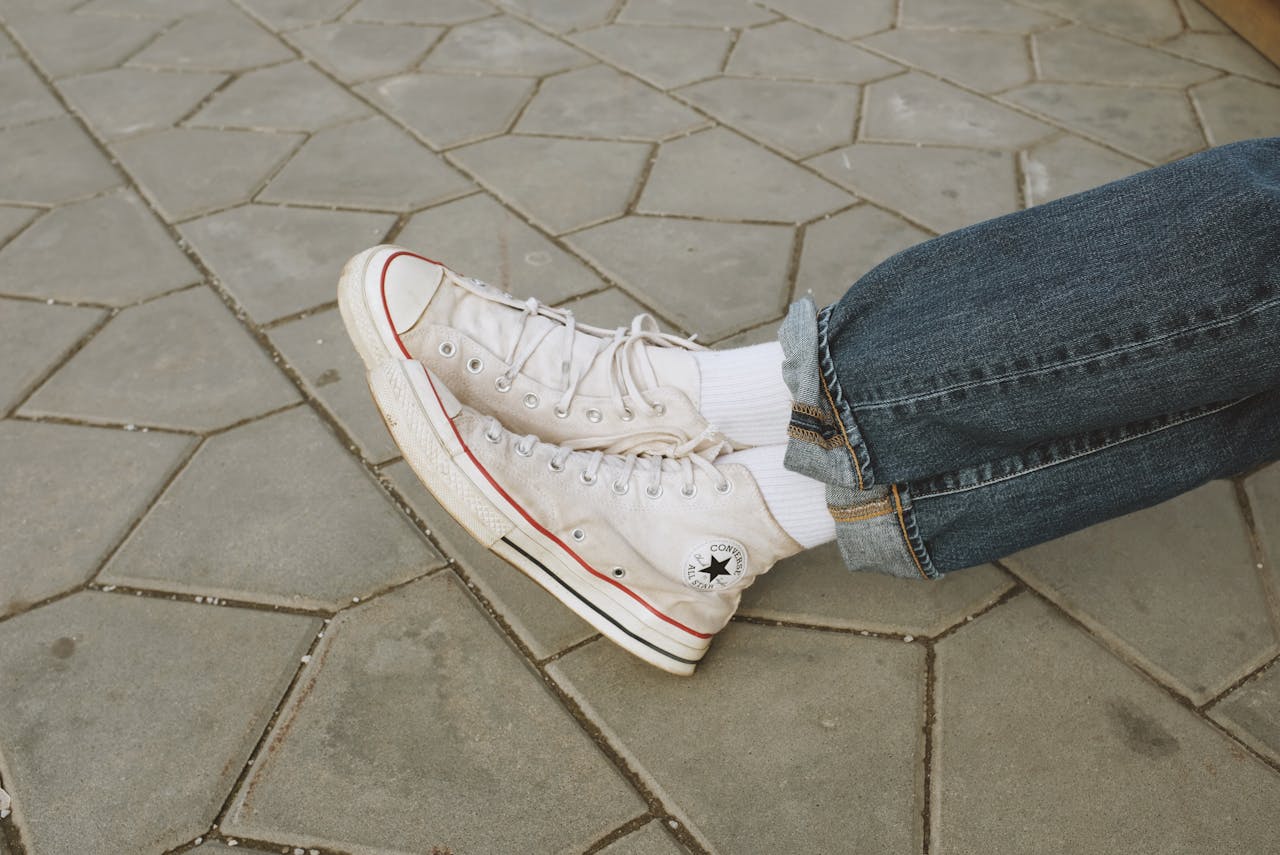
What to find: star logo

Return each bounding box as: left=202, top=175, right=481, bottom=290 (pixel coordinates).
left=682, top=539, right=747, bottom=591
left=699, top=555, right=733, bottom=582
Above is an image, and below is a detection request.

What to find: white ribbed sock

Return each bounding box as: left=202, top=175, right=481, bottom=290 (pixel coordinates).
left=722, top=444, right=834, bottom=550
left=694, top=341, right=791, bottom=447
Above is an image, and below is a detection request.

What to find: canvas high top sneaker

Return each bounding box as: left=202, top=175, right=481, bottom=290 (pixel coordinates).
left=339, top=245, right=722, bottom=455
left=363, top=355, right=803, bottom=675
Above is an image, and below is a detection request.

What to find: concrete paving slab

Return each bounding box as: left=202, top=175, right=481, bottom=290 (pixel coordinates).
left=8, top=10, right=164, bottom=78
left=1211, top=660, right=1280, bottom=765
left=0, top=299, right=103, bottom=412
left=493, top=0, right=615, bottom=32
left=617, top=0, right=776, bottom=27
left=1018, top=0, right=1184, bottom=41
left=0, top=421, right=192, bottom=616
left=358, top=71, right=536, bottom=149
left=101, top=406, right=442, bottom=609
left=556, top=287, right=654, bottom=329
left=1004, top=481, right=1278, bottom=704
left=596, top=821, right=690, bottom=855
left=286, top=21, right=443, bottom=82
left=1191, top=76, right=1280, bottom=146
left=189, top=61, right=370, bottom=131
left=899, top=0, right=1063, bottom=32
left=863, top=72, right=1053, bottom=149
left=1021, top=134, right=1146, bottom=206
left=76, top=0, right=224, bottom=16
left=0, top=189, right=199, bottom=305
left=0, top=592, right=318, bottom=855
left=346, top=0, right=493, bottom=25
left=0, top=56, right=64, bottom=125
left=570, top=24, right=732, bottom=90
left=238, top=0, right=353, bottom=30
left=1161, top=32, right=1280, bottom=83
left=113, top=127, right=303, bottom=222
left=1245, top=462, right=1280, bottom=611
left=0, top=117, right=121, bottom=206
left=549, top=622, right=925, bottom=853
left=727, top=20, right=903, bottom=83
left=57, top=67, right=227, bottom=139
left=795, top=204, right=931, bottom=307
left=423, top=15, right=592, bottom=75
left=678, top=77, right=860, bottom=159
left=859, top=28, right=1032, bottom=93
left=0, top=206, right=35, bottom=246
left=1035, top=25, right=1219, bottom=86
left=933, top=593, right=1280, bottom=854
left=1178, top=0, right=1230, bottom=30
left=22, top=287, right=300, bottom=431
left=128, top=10, right=294, bottom=71
left=261, top=117, right=473, bottom=212
left=450, top=134, right=650, bottom=234
left=517, top=65, right=706, bottom=141
left=396, top=192, right=605, bottom=303
left=179, top=203, right=393, bottom=322
left=567, top=215, right=793, bottom=339
left=222, top=572, right=645, bottom=852
left=760, top=0, right=896, bottom=38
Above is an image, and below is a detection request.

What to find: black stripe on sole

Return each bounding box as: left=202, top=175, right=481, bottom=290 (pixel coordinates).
left=500, top=536, right=700, bottom=667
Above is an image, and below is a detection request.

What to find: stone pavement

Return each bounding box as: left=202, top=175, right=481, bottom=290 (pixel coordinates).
left=1, top=0, right=1279, bottom=851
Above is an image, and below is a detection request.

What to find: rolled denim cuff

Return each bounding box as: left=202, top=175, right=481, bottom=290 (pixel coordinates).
left=777, top=297, right=938, bottom=580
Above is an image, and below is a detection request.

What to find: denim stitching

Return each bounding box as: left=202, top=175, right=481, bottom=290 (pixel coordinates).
left=912, top=397, right=1246, bottom=499
left=817, top=304, right=874, bottom=488
left=891, top=485, right=935, bottom=580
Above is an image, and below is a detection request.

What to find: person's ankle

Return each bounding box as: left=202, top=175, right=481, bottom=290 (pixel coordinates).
left=694, top=342, right=792, bottom=447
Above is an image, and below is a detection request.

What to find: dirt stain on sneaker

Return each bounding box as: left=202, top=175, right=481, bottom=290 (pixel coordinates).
left=1107, top=699, right=1179, bottom=758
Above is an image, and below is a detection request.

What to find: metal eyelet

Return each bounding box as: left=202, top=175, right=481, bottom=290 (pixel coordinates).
left=438, top=341, right=456, bottom=358
left=645, top=484, right=663, bottom=499
left=515, top=441, right=534, bottom=457
left=466, top=357, right=483, bottom=374
left=554, top=405, right=570, bottom=419
left=620, top=406, right=635, bottom=422
left=716, top=478, right=732, bottom=495
left=611, top=480, right=629, bottom=496
left=495, top=375, right=512, bottom=393
left=585, top=408, right=602, bottom=423
left=523, top=393, right=539, bottom=409
left=571, top=528, right=585, bottom=542
left=680, top=484, right=697, bottom=499
left=484, top=428, right=502, bottom=443
left=579, top=471, right=597, bottom=485
left=651, top=402, right=666, bottom=416
left=610, top=567, right=626, bottom=578
left=548, top=458, right=565, bottom=473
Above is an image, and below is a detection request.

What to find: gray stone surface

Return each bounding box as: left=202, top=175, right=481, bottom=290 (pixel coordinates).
left=0, top=206, right=35, bottom=246
left=1191, top=75, right=1280, bottom=146
left=1035, top=24, right=1219, bottom=86
left=358, top=71, right=536, bottom=149
left=112, top=127, right=303, bottom=222
left=286, top=21, right=443, bottom=82
left=678, top=77, right=860, bottom=159
left=494, top=0, right=615, bottom=32
left=1021, top=134, right=1146, bottom=205
left=423, top=15, right=592, bottom=75
left=239, top=0, right=354, bottom=29
left=763, top=0, right=896, bottom=38
left=101, top=406, right=442, bottom=609
left=597, top=821, right=689, bottom=855
left=859, top=28, right=1032, bottom=92
left=809, top=142, right=1017, bottom=233
left=0, top=299, right=103, bottom=412
left=864, top=72, right=1053, bottom=149
left=189, top=61, right=370, bottom=131
left=0, top=421, right=192, bottom=616
left=795, top=204, right=931, bottom=306
left=516, top=65, right=705, bottom=141
left=57, top=68, right=227, bottom=139
left=347, top=0, right=493, bottom=24
left=395, top=192, right=604, bottom=303
left=269, top=308, right=401, bottom=464
left=899, top=0, right=1062, bottom=32
left=450, top=134, right=650, bottom=234
left=222, top=573, right=644, bottom=851
left=0, top=190, right=199, bottom=304
left=1245, top=463, right=1280, bottom=605
left=638, top=128, right=853, bottom=223
left=22, top=287, right=300, bottom=431
left=8, top=10, right=163, bottom=78
left=262, top=117, right=473, bottom=212
left=128, top=10, right=294, bottom=71
left=1004, top=482, right=1278, bottom=703
left=933, top=594, right=1280, bottom=853
left=179, top=203, right=394, bottom=322
left=1211, top=660, right=1280, bottom=765
left=1019, top=0, right=1184, bottom=40
left=568, top=216, right=793, bottom=339
left=550, top=622, right=925, bottom=852
left=617, top=0, right=776, bottom=27
left=556, top=286, right=654, bottom=329
left=1161, top=32, right=1280, bottom=83
left=0, top=592, right=317, bottom=854
left=727, top=20, right=903, bottom=83
left=0, top=56, right=63, bottom=125
left=571, top=24, right=733, bottom=90
left=0, top=117, right=120, bottom=205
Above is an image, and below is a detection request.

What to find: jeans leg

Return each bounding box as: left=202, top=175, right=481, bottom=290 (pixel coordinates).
left=778, top=138, right=1280, bottom=578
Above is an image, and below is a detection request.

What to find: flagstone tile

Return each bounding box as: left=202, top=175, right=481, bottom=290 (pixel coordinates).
left=516, top=65, right=705, bottom=141
left=809, top=143, right=1017, bottom=233
left=678, top=77, right=860, bottom=159
left=1210, top=659, right=1280, bottom=765
left=0, top=205, right=35, bottom=245
left=450, top=135, right=650, bottom=234
left=102, top=406, right=442, bottom=608
left=75, top=0, right=224, bottom=15
left=1021, top=134, right=1146, bottom=206
left=1161, top=32, right=1280, bottom=83
left=346, top=0, right=494, bottom=25
left=863, top=73, right=1053, bottom=149
left=616, top=0, right=776, bottom=27
left=0, top=421, right=192, bottom=616
left=222, top=573, right=644, bottom=851
left=1034, top=25, right=1219, bottom=87
left=1004, top=481, right=1278, bottom=704
left=22, top=287, right=300, bottom=431
left=269, top=308, right=400, bottom=465
left=727, top=20, right=902, bottom=83
left=383, top=460, right=597, bottom=659
left=549, top=622, right=924, bottom=852
left=0, top=57, right=62, bottom=126
left=492, top=0, right=615, bottom=32
left=759, top=0, right=895, bottom=38
left=180, top=203, right=393, bottom=322
left=567, top=216, right=793, bottom=340
left=58, top=67, right=226, bottom=139
left=8, top=11, right=164, bottom=78
left=1021, top=0, right=1185, bottom=41
left=597, top=821, right=690, bottom=855
left=0, top=592, right=317, bottom=854
left=238, top=0, right=354, bottom=30
left=1004, top=82, right=1205, bottom=162
left=357, top=71, right=535, bottom=149
left=933, top=594, right=1280, bottom=854
left=0, top=299, right=103, bottom=412
left=287, top=22, right=443, bottom=83
left=1245, top=463, right=1280, bottom=607
left=0, top=117, right=121, bottom=205
left=128, top=10, right=293, bottom=71
left=113, top=127, right=303, bottom=221
left=190, top=61, right=370, bottom=131
left=1191, top=76, right=1280, bottom=146
left=570, top=24, right=732, bottom=90
left=261, top=117, right=473, bottom=212
left=423, top=15, right=592, bottom=75
left=0, top=190, right=198, bottom=305
left=396, top=193, right=604, bottom=303
left=638, top=128, right=852, bottom=223
left=556, top=287, right=654, bottom=328
left=899, top=0, right=1062, bottom=32
left=794, top=204, right=930, bottom=307
left=1178, top=0, right=1230, bottom=30
left=859, top=29, right=1032, bottom=93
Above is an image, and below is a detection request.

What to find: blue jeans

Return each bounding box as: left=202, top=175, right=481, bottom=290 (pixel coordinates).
left=778, top=138, right=1280, bottom=580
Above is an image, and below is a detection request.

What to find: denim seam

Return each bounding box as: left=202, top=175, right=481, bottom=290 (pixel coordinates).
left=816, top=304, right=874, bottom=488
left=912, top=396, right=1247, bottom=499
left=854, top=293, right=1280, bottom=410
left=891, top=484, right=935, bottom=580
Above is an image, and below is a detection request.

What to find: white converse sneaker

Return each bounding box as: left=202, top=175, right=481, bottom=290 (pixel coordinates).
left=338, top=245, right=722, bottom=455
left=364, top=355, right=802, bottom=675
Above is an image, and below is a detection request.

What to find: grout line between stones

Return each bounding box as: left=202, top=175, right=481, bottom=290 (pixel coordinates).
left=581, top=813, right=658, bottom=855
left=1233, top=478, right=1280, bottom=639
